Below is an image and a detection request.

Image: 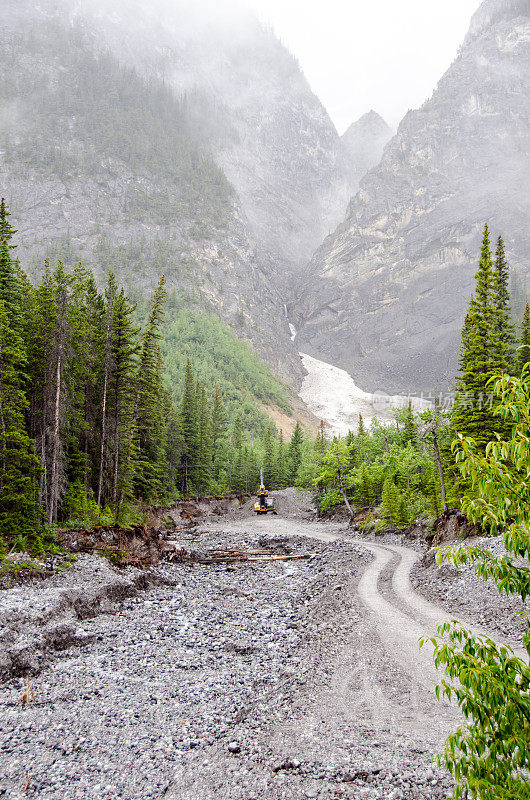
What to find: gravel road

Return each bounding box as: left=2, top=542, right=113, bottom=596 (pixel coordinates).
left=0, top=490, right=523, bottom=799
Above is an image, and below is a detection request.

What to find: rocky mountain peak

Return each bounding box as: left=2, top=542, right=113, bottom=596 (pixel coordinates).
left=341, top=110, right=393, bottom=187
left=297, top=0, right=530, bottom=394
left=465, top=0, right=530, bottom=44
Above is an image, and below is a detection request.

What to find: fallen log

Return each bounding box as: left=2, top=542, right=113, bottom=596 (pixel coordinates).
left=165, top=546, right=316, bottom=564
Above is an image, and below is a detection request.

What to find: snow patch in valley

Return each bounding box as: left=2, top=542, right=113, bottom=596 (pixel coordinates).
left=299, top=353, right=432, bottom=437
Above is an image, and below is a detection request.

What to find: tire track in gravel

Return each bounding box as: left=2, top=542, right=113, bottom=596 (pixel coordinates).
left=355, top=542, right=443, bottom=692
left=364, top=541, right=527, bottom=662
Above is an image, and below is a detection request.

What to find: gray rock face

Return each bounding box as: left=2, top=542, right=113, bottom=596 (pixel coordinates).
left=0, top=0, right=316, bottom=386
left=341, top=110, right=393, bottom=187
left=0, top=0, right=357, bottom=387
left=298, top=0, right=530, bottom=393
left=70, top=0, right=355, bottom=272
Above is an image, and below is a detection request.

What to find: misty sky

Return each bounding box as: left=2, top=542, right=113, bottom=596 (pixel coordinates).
left=244, top=0, right=482, bottom=132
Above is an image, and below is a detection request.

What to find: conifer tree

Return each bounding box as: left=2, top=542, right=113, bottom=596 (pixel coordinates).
left=263, top=424, right=278, bottom=489
left=491, top=235, right=515, bottom=373
left=197, top=385, right=212, bottom=495
left=358, top=414, right=365, bottom=436
left=516, top=303, right=530, bottom=376
left=46, top=262, right=72, bottom=524
left=97, top=272, right=118, bottom=507
left=0, top=300, right=41, bottom=550
left=381, top=477, right=399, bottom=525
left=130, top=276, right=168, bottom=502
left=287, top=422, right=303, bottom=485
left=452, top=224, right=499, bottom=448
left=0, top=239, right=23, bottom=338
left=276, top=430, right=287, bottom=489
left=315, top=420, right=327, bottom=459
left=67, top=263, right=104, bottom=506
left=402, top=401, right=417, bottom=446
left=211, top=385, right=226, bottom=465
left=230, top=414, right=243, bottom=492
left=109, top=288, right=139, bottom=512
left=0, top=198, right=17, bottom=248
left=179, top=359, right=199, bottom=494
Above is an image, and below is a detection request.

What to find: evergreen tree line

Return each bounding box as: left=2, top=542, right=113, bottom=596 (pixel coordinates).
left=311, top=223, right=530, bottom=524
left=0, top=198, right=179, bottom=552
left=0, top=200, right=318, bottom=553
left=177, top=372, right=309, bottom=497
left=452, top=223, right=528, bottom=447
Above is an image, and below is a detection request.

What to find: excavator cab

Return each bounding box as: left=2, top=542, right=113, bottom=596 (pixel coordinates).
left=254, top=470, right=276, bottom=514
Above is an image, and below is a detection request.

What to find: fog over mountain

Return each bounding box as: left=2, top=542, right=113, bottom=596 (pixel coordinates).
left=296, top=0, right=530, bottom=394
left=341, top=111, right=393, bottom=190
left=0, top=0, right=361, bottom=386
left=1, top=0, right=528, bottom=397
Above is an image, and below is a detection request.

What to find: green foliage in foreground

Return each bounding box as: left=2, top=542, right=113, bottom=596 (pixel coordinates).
left=423, top=368, right=530, bottom=799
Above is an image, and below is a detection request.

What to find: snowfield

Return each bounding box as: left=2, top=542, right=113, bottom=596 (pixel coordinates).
left=299, top=353, right=432, bottom=436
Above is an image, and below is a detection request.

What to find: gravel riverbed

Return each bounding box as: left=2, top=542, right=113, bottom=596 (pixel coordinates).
left=3, top=491, right=519, bottom=799
left=410, top=535, right=529, bottom=642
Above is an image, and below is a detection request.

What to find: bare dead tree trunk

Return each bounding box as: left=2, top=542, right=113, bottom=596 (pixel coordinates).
left=97, top=296, right=114, bottom=507
left=337, top=466, right=354, bottom=520
left=48, top=355, right=61, bottom=525
left=39, top=434, right=47, bottom=512
left=111, top=370, right=121, bottom=508
left=432, top=432, right=448, bottom=514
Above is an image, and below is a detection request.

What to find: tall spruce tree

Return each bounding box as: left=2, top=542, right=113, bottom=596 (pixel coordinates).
left=179, top=359, right=199, bottom=494
left=132, top=276, right=168, bottom=502
left=402, top=401, right=417, bottom=446
left=491, top=235, right=515, bottom=373
left=109, top=288, right=139, bottom=512
left=45, top=263, right=72, bottom=524
left=0, top=239, right=24, bottom=339
left=211, top=385, right=226, bottom=465
left=315, top=420, right=327, bottom=458
left=287, top=422, right=303, bottom=485
left=230, top=415, right=243, bottom=492
left=276, top=430, right=287, bottom=489
left=66, top=263, right=104, bottom=509
left=262, top=424, right=278, bottom=489
left=197, top=385, right=212, bottom=495
left=452, top=224, right=499, bottom=448
left=517, top=303, right=530, bottom=376
left=0, top=199, right=17, bottom=249
left=0, top=300, right=41, bottom=551
left=97, top=272, right=118, bottom=507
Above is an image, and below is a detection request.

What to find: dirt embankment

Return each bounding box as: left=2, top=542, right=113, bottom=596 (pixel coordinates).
left=0, top=495, right=250, bottom=682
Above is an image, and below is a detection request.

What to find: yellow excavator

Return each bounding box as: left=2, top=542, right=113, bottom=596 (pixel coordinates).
left=254, top=469, right=276, bottom=515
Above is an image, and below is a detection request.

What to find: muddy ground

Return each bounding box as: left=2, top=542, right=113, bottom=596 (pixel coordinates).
left=0, top=490, right=524, bottom=799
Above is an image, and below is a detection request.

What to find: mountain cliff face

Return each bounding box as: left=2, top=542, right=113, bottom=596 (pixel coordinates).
left=341, top=111, right=393, bottom=188
left=297, top=0, right=530, bottom=394
left=0, top=0, right=355, bottom=387
left=82, top=0, right=355, bottom=271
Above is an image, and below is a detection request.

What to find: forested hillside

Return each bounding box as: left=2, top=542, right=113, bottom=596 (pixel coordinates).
left=312, top=223, right=530, bottom=529
left=0, top=7, right=305, bottom=387
left=0, top=200, right=309, bottom=554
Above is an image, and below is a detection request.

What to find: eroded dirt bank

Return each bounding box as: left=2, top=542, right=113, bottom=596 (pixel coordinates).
left=0, top=490, right=522, bottom=799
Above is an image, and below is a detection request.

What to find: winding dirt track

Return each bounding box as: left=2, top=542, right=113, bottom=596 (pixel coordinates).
left=166, top=506, right=527, bottom=799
